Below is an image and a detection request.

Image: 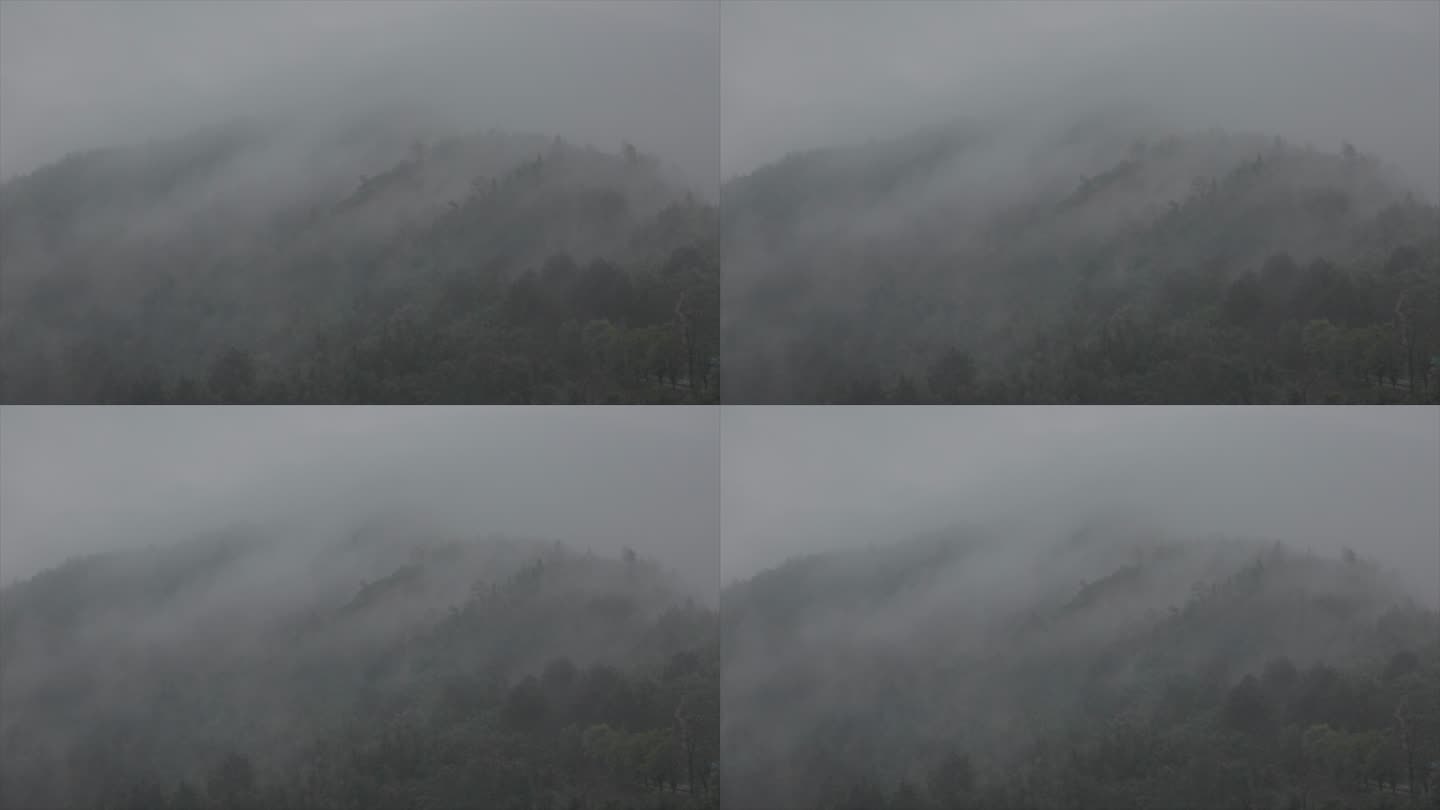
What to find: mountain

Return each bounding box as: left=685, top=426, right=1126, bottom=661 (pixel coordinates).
left=0, top=118, right=718, bottom=404
left=0, top=519, right=719, bottom=810
left=722, top=117, right=1440, bottom=404
left=721, top=524, right=1440, bottom=810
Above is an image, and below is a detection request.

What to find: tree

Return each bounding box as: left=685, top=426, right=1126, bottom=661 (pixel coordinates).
left=543, top=657, right=579, bottom=693
left=1225, top=674, right=1271, bottom=732
left=839, top=780, right=888, bottom=810
left=928, top=348, right=977, bottom=402
left=891, top=374, right=922, bottom=404
left=169, top=780, right=203, bottom=810
left=1223, top=273, right=1266, bottom=327
left=928, top=750, right=976, bottom=806
left=115, top=776, right=167, bottom=810
left=1263, top=656, right=1300, bottom=693
left=206, top=752, right=257, bottom=809
left=207, top=347, right=257, bottom=403
left=890, top=780, right=926, bottom=810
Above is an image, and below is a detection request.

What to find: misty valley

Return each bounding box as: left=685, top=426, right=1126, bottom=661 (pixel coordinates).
left=2, top=511, right=1436, bottom=810
left=0, top=119, right=718, bottom=404
left=722, top=520, right=1440, bottom=810
left=0, top=517, right=720, bottom=810
left=723, top=115, right=1440, bottom=404
left=1, top=6, right=1439, bottom=810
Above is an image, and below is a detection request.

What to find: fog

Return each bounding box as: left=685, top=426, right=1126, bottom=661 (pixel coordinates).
left=722, top=0, right=1440, bottom=198
left=722, top=406, right=1440, bottom=600
left=721, top=405, right=1440, bottom=809
left=0, top=0, right=719, bottom=189
left=0, top=406, right=720, bottom=593
left=1, top=406, right=723, bottom=808
left=11, top=1, right=1432, bottom=194
left=718, top=2, right=1440, bottom=407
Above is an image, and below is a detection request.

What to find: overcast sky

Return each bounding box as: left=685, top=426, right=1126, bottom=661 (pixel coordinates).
left=722, top=0, right=1440, bottom=194
left=7, top=2, right=1433, bottom=194
left=0, top=407, right=720, bottom=590
left=4, top=406, right=1436, bottom=599
left=722, top=407, right=1440, bottom=599
left=0, top=0, right=719, bottom=185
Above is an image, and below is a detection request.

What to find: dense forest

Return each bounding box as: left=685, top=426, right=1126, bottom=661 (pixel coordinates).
left=722, top=521, right=1440, bottom=810
left=2, top=505, right=1434, bottom=810
left=722, top=117, right=1440, bottom=404
left=0, top=519, right=719, bottom=810
left=0, top=119, right=718, bottom=404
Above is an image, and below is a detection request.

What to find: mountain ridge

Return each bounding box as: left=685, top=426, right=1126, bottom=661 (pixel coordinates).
left=1, top=118, right=719, bottom=405
left=722, top=117, right=1440, bottom=404
left=0, top=520, right=719, bottom=810
left=721, top=525, right=1440, bottom=810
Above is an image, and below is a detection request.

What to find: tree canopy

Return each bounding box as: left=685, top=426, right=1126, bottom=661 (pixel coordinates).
left=0, top=126, right=718, bottom=404
left=723, top=124, right=1440, bottom=404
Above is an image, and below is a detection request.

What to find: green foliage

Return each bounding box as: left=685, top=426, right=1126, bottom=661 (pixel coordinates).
left=724, top=126, right=1440, bottom=403
left=723, top=531, right=1440, bottom=810
left=0, top=129, right=718, bottom=404
left=0, top=535, right=718, bottom=810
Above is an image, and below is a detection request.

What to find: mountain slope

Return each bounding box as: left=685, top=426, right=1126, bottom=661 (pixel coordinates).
left=0, top=120, right=718, bottom=404
left=0, top=521, right=719, bottom=810
left=722, top=118, right=1440, bottom=404
left=721, top=526, right=1440, bottom=810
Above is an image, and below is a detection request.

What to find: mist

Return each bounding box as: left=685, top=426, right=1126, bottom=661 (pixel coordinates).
left=0, top=0, right=719, bottom=190
left=0, top=406, right=720, bottom=593
left=721, top=406, right=1440, bottom=809
left=0, top=2, right=723, bottom=406
left=720, top=1, right=1440, bottom=405
left=723, top=0, right=1440, bottom=197
left=722, top=406, right=1440, bottom=599
left=0, top=406, right=723, bottom=809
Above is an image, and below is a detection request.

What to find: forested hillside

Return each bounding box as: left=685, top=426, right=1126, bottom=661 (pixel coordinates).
left=722, top=118, right=1440, bottom=404
left=0, top=520, right=719, bottom=810
left=0, top=119, right=718, bottom=404
left=722, top=523, right=1440, bottom=810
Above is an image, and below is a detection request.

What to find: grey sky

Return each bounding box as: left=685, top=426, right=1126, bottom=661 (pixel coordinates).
left=0, top=0, right=719, bottom=186
left=4, top=406, right=1436, bottom=599
left=722, top=0, right=1440, bottom=195
left=7, top=1, right=1432, bottom=193
left=0, top=407, right=720, bottom=591
left=722, top=407, right=1440, bottom=599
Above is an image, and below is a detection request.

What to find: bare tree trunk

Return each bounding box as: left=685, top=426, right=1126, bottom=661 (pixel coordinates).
left=1396, top=698, right=1416, bottom=805
left=676, top=705, right=697, bottom=799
